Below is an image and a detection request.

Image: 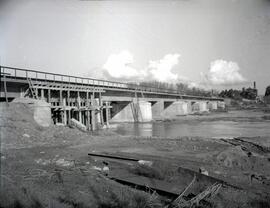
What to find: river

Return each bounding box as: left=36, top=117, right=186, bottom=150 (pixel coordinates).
left=111, top=110, right=270, bottom=138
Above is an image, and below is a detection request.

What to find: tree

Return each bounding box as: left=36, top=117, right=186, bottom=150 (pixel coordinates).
left=265, top=85, right=270, bottom=97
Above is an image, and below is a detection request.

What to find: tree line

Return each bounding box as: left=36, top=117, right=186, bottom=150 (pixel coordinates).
left=128, top=81, right=216, bottom=97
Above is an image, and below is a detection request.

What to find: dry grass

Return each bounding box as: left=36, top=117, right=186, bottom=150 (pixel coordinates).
left=0, top=169, right=163, bottom=208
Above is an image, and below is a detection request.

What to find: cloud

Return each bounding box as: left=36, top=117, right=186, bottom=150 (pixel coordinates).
left=103, top=50, right=146, bottom=80
left=147, top=54, right=181, bottom=83
left=103, top=50, right=182, bottom=83
left=203, top=60, right=247, bottom=85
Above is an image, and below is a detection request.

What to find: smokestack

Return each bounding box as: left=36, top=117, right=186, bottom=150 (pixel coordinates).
left=254, top=81, right=256, bottom=89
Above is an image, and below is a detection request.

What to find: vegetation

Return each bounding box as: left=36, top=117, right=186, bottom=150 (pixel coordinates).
left=265, top=85, right=270, bottom=97
left=219, top=87, right=258, bottom=100
left=129, top=81, right=216, bottom=97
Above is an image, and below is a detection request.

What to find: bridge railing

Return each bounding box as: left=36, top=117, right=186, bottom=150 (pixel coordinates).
left=0, top=66, right=182, bottom=94
left=0, top=66, right=222, bottom=100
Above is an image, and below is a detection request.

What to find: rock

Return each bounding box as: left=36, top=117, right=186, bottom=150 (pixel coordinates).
left=138, top=160, right=153, bottom=167
left=92, top=166, right=102, bottom=171
left=35, top=158, right=51, bottom=165
left=23, top=133, right=30, bottom=138
left=199, top=167, right=209, bottom=176
left=55, top=158, right=74, bottom=167
left=103, top=166, right=109, bottom=172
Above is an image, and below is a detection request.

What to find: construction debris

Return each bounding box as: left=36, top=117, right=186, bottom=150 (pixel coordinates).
left=175, top=183, right=222, bottom=208
left=70, top=118, right=87, bottom=131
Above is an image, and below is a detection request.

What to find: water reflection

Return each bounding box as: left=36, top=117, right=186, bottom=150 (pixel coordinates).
left=113, top=110, right=270, bottom=138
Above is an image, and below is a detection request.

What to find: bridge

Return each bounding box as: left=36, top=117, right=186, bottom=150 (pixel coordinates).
left=0, top=66, right=225, bottom=130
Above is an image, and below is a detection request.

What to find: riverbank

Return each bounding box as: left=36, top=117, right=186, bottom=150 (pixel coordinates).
left=1, top=103, right=270, bottom=207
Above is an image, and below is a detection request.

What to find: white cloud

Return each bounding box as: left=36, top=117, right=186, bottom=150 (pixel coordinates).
left=103, top=50, right=182, bottom=83
left=203, top=60, right=247, bottom=85
left=103, top=50, right=145, bottom=80
left=147, top=54, right=180, bottom=83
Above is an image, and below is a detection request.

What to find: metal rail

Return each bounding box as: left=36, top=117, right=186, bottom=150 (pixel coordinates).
left=0, top=66, right=222, bottom=100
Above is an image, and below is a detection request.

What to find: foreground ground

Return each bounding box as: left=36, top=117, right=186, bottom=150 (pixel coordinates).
left=1, top=102, right=270, bottom=208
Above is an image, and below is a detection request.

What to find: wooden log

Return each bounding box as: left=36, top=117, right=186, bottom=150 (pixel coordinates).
left=99, top=92, right=104, bottom=125
left=77, top=91, right=82, bottom=123
left=88, top=153, right=138, bottom=161
left=91, top=93, right=96, bottom=131
left=105, top=101, right=110, bottom=127
left=48, top=89, right=51, bottom=103
left=63, top=98, right=67, bottom=125
left=86, top=91, right=91, bottom=130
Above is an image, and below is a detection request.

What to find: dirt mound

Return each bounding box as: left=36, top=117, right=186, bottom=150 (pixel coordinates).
left=0, top=102, right=92, bottom=150
left=216, top=146, right=251, bottom=169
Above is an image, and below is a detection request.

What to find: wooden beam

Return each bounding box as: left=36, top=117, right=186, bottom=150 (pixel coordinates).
left=86, top=91, right=90, bottom=130
left=105, top=101, right=110, bottom=127
left=91, top=92, right=96, bottom=131
left=99, top=91, right=104, bottom=125
left=48, top=89, right=51, bottom=103
left=77, top=91, right=82, bottom=122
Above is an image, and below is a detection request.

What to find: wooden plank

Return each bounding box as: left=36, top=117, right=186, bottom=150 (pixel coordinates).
left=88, top=153, right=138, bottom=161
left=90, top=93, right=96, bottom=131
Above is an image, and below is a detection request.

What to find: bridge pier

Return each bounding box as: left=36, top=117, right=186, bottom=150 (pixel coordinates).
left=162, top=100, right=190, bottom=118
left=191, top=101, right=208, bottom=113
left=110, top=100, right=152, bottom=123
left=207, top=101, right=218, bottom=111
left=151, top=101, right=164, bottom=120
left=217, top=101, right=226, bottom=109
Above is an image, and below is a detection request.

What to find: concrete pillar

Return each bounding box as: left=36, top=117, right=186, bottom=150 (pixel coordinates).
left=217, top=101, right=226, bottom=109
left=137, top=101, right=152, bottom=122
left=186, top=101, right=192, bottom=114
left=192, top=101, right=208, bottom=112
left=110, top=101, right=152, bottom=123
left=208, top=101, right=218, bottom=111
left=161, top=101, right=189, bottom=118
left=191, top=102, right=200, bottom=112
left=151, top=101, right=164, bottom=120
left=199, top=101, right=208, bottom=112
left=27, top=100, right=51, bottom=127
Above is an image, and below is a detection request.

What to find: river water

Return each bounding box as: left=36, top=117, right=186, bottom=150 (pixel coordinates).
left=111, top=110, right=270, bottom=138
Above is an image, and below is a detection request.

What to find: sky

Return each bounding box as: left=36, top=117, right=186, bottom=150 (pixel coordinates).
left=0, top=0, right=270, bottom=94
